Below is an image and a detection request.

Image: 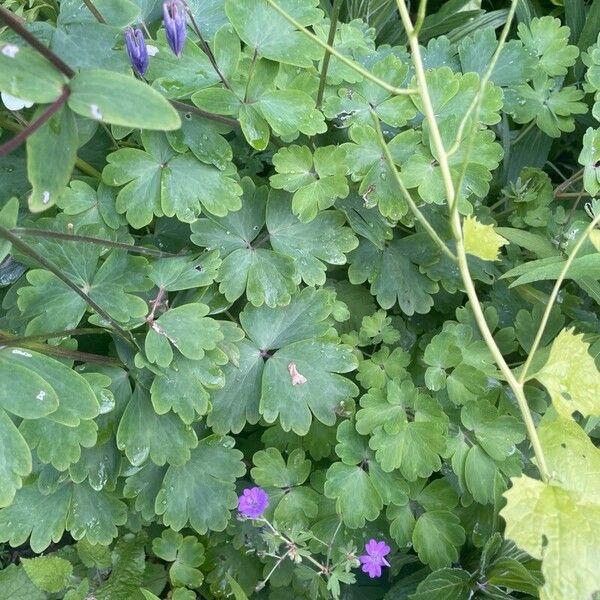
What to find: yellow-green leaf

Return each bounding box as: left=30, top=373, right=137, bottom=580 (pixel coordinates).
left=463, top=215, right=508, bottom=261
left=501, top=417, right=600, bottom=600
left=535, top=328, right=600, bottom=418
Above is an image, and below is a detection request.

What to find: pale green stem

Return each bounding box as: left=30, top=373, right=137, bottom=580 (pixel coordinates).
left=264, top=0, right=417, bottom=96
left=370, top=112, right=457, bottom=262
left=396, top=0, right=550, bottom=482
left=447, top=0, right=519, bottom=158
left=316, top=0, right=342, bottom=109
left=519, top=211, right=600, bottom=384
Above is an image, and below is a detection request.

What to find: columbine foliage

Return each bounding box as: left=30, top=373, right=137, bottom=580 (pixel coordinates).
left=0, top=1, right=600, bottom=599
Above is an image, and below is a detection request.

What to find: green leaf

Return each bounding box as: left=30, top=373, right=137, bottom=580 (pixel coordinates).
left=155, top=435, right=246, bottom=533
left=238, top=104, right=270, bottom=150
left=21, top=556, right=73, bottom=593
left=412, top=511, right=466, bottom=570
left=260, top=339, right=358, bottom=435
left=349, top=236, right=438, bottom=316
left=0, top=481, right=126, bottom=552
left=518, top=16, right=579, bottom=77
left=68, top=70, right=180, bottom=130
left=579, top=127, right=600, bottom=197
left=357, top=379, right=448, bottom=478
left=226, top=574, right=250, bottom=600
left=117, top=387, right=197, bottom=466
left=17, top=245, right=150, bottom=334
left=270, top=146, right=349, bottom=222
left=504, top=73, right=586, bottom=138
left=534, top=328, right=600, bottom=418
left=153, top=530, right=205, bottom=589
left=0, top=197, right=18, bottom=263
left=207, top=339, right=263, bottom=434
left=103, top=131, right=242, bottom=228
left=225, top=0, right=324, bottom=67
left=251, top=447, right=310, bottom=487
left=0, top=409, right=31, bottom=508
left=190, top=178, right=297, bottom=307
left=458, top=27, right=536, bottom=86
left=26, top=106, right=77, bottom=212
left=145, top=303, right=223, bottom=367
left=460, top=401, right=525, bottom=461
left=463, top=216, right=508, bottom=261
left=324, top=421, right=408, bottom=527
left=0, top=346, right=99, bottom=425
left=149, top=252, right=221, bottom=292
left=410, top=568, right=472, bottom=600
left=20, top=417, right=97, bottom=470
left=0, top=565, right=46, bottom=600
left=0, top=43, right=67, bottom=103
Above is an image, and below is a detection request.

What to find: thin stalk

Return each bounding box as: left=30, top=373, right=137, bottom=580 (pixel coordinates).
left=0, top=328, right=103, bottom=344
left=511, top=121, right=535, bottom=146
left=74, top=157, right=102, bottom=179
left=0, top=86, right=70, bottom=157
left=371, top=112, right=457, bottom=262
left=184, top=2, right=232, bottom=91
left=0, top=6, right=75, bottom=77
left=554, top=168, right=584, bottom=198
left=81, top=0, right=106, bottom=23
left=243, top=49, right=259, bottom=104
left=518, top=211, right=600, bottom=384
left=255, top=550, right=292, bottom=592
left=0, top=225, right=134, bottom=344
left=264, top=0, right=417, bottom=96
left=0, top=338, right=122, bottom=366
left=316, top=0, right=342, bottom=109
left=446, top=0, right=519, bottom=157
left=169, top=99, right=239, bottom=128
left=396, top=0, right=549, bottom=482
left=12, top=228, right=176, bottom=257
left=325, top=519, right=343, bottom=569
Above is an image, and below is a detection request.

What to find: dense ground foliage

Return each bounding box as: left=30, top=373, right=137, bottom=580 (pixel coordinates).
left=1, top=0, right=600, bottom=598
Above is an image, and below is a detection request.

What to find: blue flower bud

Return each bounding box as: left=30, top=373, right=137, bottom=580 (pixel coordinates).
left=124, top=27, right=149, bottom=76
left=163, top=0, right=187, bottom=57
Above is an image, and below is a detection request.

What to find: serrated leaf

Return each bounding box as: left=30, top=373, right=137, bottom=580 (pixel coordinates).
left=103, top=131, right=242, bottom=228
left=21, top=556, right=73, bottom=593
left=534, top=328, right=600, bottom=418
left=349, top=236, right=438, bottom=316
left=410, top=568, right=472, bottom=600
left=412, top=511, right=466, bottom=570
left=0, top=409, right=31, bottom=508
left=145, top=303, right=223, bottom=367
left=117, top=387, right=197, bottom=466
left=0, top=481, right=126, bottom=552
left=0, top=565, right=46, bottom=600
left=191, top=178, right=297, bottom=307
left=155, top=436, right=246, bottom=533
left=225, top=0, right=324, bottom=67
left=463, top=216, right=508, bottom=261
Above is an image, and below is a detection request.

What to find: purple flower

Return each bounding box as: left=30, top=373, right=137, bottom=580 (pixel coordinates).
left=163, top=0, right=187, bottom=57
left=359, top=539, right=391, bottom=578
left=238, top=487, right=269, bottom=519
left=124, top=27, right=149, bottom=76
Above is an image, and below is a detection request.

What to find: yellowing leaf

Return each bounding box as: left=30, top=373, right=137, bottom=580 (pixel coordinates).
left=501, top=417, right=600, bottom=600
left=535, top=328, right=600, bottom=418
left=463, top=216, right=508, bottom=261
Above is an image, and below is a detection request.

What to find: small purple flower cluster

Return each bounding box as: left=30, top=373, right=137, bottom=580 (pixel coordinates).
left=236, top=486, right=392, bottom=580
left=125, top=0, right=187, bottom=76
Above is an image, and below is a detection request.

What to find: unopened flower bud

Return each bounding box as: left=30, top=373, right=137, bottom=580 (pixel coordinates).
left=163, top=0, right=187, bottom=57
left=124, top=27, right=149, bottom=76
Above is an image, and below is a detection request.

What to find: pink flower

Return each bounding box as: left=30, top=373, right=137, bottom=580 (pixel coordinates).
left=238, top=487, right=269, bottom=519
left=359, top=539, right=391, bottom=578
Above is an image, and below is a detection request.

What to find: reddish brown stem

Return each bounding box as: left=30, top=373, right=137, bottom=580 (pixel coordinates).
left=0, top=6, right=75, bottom=77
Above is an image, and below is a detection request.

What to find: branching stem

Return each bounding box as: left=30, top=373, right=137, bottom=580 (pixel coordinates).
left=264, top=0, right=416, bottom=96
left=396, top=0, right=550, bottom=482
